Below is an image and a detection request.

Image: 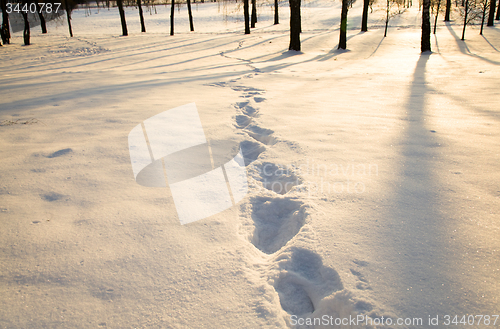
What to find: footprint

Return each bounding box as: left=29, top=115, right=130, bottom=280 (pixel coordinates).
left=244, top=197, right=307, bottom=254
left=274, top=273, right=315, bottom=315
left=240, top=140, right=265, bottom=166
left=273, top=247, right=343, bottom=316
left=41, top=192, right=64, bottom=202
left=254, top=97, right=266, bottom=103
left=234, top=101, right=250, bottom=109
left=350, top=268, right=371, bottom=290
left=256, top=162, right=301, bottom=195
left=241, top=105, right=258, bottom=117
left=205, top=82, right=228, bottom=88
left=235, top=114, right=252, bottom=129
left=47, top=148, right=73, bottom=158
left=245, top=125, right=275, bottom=145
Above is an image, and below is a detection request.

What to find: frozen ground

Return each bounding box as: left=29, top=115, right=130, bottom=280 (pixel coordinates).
left=1, top=0, right=499, bottom=328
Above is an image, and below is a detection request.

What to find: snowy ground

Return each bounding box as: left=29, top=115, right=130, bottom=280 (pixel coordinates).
left=1, top=0, right=499, bottom=328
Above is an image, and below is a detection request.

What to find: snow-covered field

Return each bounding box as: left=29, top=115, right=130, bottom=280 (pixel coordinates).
left=1, top=1, right=499, bottom=328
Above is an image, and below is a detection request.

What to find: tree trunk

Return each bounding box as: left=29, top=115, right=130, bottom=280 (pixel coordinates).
left=137, top=0, right=146, bottom=32
left=170, top=0, right=175, bottom=35
left=64, top=0, right=73, bottom=37
left=299, top=3, right=302, bottom=32
left=1, top=0, right=11, bottom=44
left=274, top=0, right=279, bottom=24
left=384, top=0, right=389, bottom=36
left=36, top=0, right=47, bottom=33
left=444, top=0, right=451, bottom=20
left=187, top=0, right=194, bottom=31
left=487, top=0, right=496, bottom=25
left=22, top=12, right=30, bottom=46
left=361, top=0, right=369, bottom=31
left=339, top=0, right=348, bottom=49
left=251, top=0, right=257, bottom=28
left=496, top=0, right=500, bottom=19
left=461, top=0, right=468, bottom=39
left=244, top=0, right=250, bottom=34
left=421, top=0, right=431, bottom=51
left=289, top=0, right=300, bottom=50
left=434, top=0, right=440, bottom=33
left=481, top=0, right=487, bottom=33
left=117, top=0, right=128, bottom=36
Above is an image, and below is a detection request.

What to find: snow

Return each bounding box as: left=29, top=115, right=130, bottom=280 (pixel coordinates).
left=1, top=0, right=499, bottom=328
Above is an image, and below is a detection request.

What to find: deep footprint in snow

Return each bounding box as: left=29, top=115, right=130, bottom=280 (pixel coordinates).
left=234, top=101, right=250, bottom=109
left=240, top=140, right=266, bottom=166
left=273, top=247, right=343, bottom=316
left=256, top=162, right=301, bottom=195
left=234, top=101, right=259, bottom=117
left=245, top=125, right=276, bottom=145
left=241, top=105, right=259, bottom=117
left=274, top=274, right=315, bottom=315
left=235, top=114, right=252, bottom=128
left=244, top=196, right=307, bottom=254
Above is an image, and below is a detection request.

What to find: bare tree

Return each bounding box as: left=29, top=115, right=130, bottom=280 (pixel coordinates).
left=487, top=0, right=496, bottom=24
left=64, top=0, right=73, bottom=37
left=0, top=0, right=10, bottom=44
left=480, top=0, right=490, bottom=33
left=251, top=0, right=257, bottom=28
left=496, top=0, right=500, bottom=19
left=339, top=0, right=349, bottom=49
left=461, top=0, right=482, bottom=39
left=170, top=0, right=174, bottom=35
left=362, top=0, right=369, bottom=31
left=289, top=0, right=301, bottom=50
left=35, top=0, right=47, bottom=33
left=384, top=0, right=390, bottom=36
left=244, top=0, right=250, bottom=34
left=187, top=0, right=194, bottom=31
left=275, top=0, right=279, bottom=24
left=421, top=0, right=431, bottom=51
left=138, top=0, right=146, bottom=32
left=21, top=11, right=30, bottom=45
left=462, top=0, right=470, bottom=38
left=117, top=0, right=128, bottom=36
left=444, top=0, right=451, bottom=20
left=434, top=0, right=442, bottom=33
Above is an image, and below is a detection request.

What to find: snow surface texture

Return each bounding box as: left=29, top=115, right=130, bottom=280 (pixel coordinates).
left=1, top=0, right=499, bottom=328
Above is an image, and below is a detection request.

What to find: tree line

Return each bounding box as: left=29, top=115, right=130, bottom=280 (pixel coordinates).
left=285, top=0, right=499, bottom=52
left=1, top=0, right=499, bottom=52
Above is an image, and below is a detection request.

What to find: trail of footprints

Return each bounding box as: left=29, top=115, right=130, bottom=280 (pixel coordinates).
left=209, top=81, right=351, bottom=321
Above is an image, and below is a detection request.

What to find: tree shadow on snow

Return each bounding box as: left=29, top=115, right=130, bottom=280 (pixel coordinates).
left=376, top=53, right=460, bottom=319
left=445, top=22, right=500, bottom=65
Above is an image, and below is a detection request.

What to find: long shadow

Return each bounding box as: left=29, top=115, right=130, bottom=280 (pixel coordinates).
left=366, top=34, right=386, bottom=58
left=438, top=89, right=500, bottom=122
left=481, top=35, right=500, bottom=52
left=379, top=54, right=462, bottom=320
left=236, top=29, right=366, bottom=74
left=2, top=34, right=240, bottom=75
left=0, top=70, right=255, bottom=114
left=446, top=23, right=500, bottom=65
